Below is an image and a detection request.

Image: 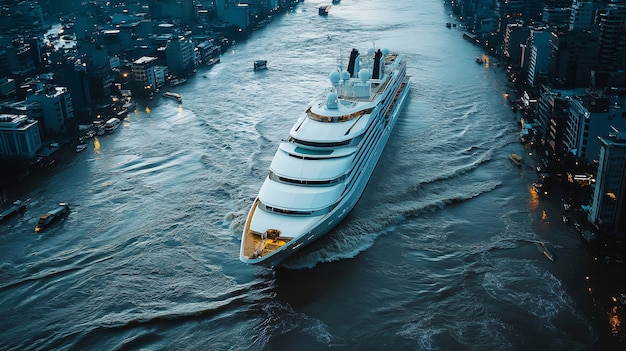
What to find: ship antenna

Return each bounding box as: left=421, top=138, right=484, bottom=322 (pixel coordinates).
left=337, top=48, right=343, bottom=72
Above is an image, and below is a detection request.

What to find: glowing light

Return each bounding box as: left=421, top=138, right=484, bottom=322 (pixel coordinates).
left=609, top=306, right=621, bottom=335
left=94, top=138, right=101, bottom=153
left=145, top=107, right=151, bottom=113
left=528, top=185, right=539, bottom=211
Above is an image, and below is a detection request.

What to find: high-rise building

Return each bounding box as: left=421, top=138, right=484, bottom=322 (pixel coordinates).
left=165, top=35, right=195, bottom=76
left=569, top=0, right=596, bottom=31
left=597, top=3, right=626, bottom=72
left=589, top=127, right=626, bottom=236
left=527, top=28, right=552, bottom=87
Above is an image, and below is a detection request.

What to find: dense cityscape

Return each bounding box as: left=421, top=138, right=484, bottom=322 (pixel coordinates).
left=448, top=0, right=626, bottom=256
left=0, top=0, right=302, bottom=184
left=0, top=0, right=625, bottom=348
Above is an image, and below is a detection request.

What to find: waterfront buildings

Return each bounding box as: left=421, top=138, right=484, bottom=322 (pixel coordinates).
left=131, top=56, right=159, bottom=92
left=25, top=85, right=74, bottom=137
left=590, top=127, right=626, bottom=240
left=165, top=35, right=196, bottom=76
left=0, top=114, right=41, bottom=158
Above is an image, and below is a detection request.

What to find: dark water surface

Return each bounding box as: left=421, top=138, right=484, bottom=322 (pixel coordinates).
left=1, top=1, right=625, bottom=350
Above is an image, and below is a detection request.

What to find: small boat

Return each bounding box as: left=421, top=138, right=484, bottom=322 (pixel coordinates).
left=254, top=60, right=268, bottom=71
left=104, top=117, right=121, bottom=132
left=319, top=5, right=330, bottom=15
left=206, top=57, right=220, bottom=67
left=446, top=22, right=452, bottom=28
left=169, top=77, right=187, bottom=87
left=475, top=56, right=484, bottom=64
left=163, top=92, right=182, bottom=103
left=535, top=241, right=554, bottom=262
left=35, top=203, right=70, bottom=233
left=509, top=153, right=523, bottom=166
left=75, top=143, right=87, bottom=152
left=0, top=200, right=27, bottom=221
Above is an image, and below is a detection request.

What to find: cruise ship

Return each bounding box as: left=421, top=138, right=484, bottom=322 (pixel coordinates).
left=240, top=46, right=411, bottom=267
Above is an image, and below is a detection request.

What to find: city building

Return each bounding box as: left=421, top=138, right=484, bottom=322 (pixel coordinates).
left=536, top=86, right=571, bottom=162
left=548, top=29, right=599, bottom=87
left=589, top=127, right=626, bottom=238
left=527, top=28, right=552, bottom=87
left=569, top=0, right=596, bottom=31
left=0, top=36, right=36, bottom=76
left=565, top=89, right=626, bottom=165
left=542, top=6, right=571, bottom=28
left=25, top=85, right=75, bottom=137
left=502, top=23, right=530, bottom=70
left=597, top=3, right=626, bottom=74
left=131, top=56, right=158, bottom=92
left=165, top=35, right=196, bottom=76
left=0, top=114, right=42, bottom=158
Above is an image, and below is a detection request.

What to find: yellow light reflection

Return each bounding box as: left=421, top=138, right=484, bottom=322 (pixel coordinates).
left=528, top=185, right=539, bottom=211
left=94, top=138, right=101, bottom=153
left=608, top=306, right=621, bottom=335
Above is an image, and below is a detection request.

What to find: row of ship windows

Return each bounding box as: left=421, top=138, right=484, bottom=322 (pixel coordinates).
left=289, top=136, right=352, bottom=148
left=270, top=170, right=346, bottom=186
left=260, top=202, right=335, bottom=216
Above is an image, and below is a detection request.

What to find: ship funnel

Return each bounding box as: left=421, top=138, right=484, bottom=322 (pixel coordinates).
left=372, top=49, right=383, bottom=79
left=347, top=49, right=359, bottom=77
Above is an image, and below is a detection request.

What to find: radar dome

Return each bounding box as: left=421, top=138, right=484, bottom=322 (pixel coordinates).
left=382, top=48, right=389, bottom=55
left=329, top=71, right=341, bottom=84
left=358, top=69, right=370, bottom=82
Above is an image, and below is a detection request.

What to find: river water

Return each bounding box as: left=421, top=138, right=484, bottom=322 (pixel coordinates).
left=1, top=0, right=625, bottom=350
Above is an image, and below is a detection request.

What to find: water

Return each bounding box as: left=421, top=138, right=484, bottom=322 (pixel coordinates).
left=1, top=0, right=625, bottom=349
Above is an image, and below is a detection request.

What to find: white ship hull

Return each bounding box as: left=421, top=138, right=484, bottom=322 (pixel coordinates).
left=240, top=47, right=411, bottom=268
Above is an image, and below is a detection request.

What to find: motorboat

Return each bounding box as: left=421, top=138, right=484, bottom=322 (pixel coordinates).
left=319, top=5, right=330, bottom=15
left=169, top=77, right=187, bottom=87
left=254, top=60, right=268, bottom=71
left=35, top=202, right=70, bottom=233
left=0, top=200, right=27, bottom=221
left=240, top=46, right=411, bottom=267
left=509, top=153, right=523, bottom=166
left=104, top=117, right=121, bottom=132
left=206, top=57, right=220, bottom=67
left=535, top=241, right=554, bottom=262
left=163, top=92, right=183, bottom=104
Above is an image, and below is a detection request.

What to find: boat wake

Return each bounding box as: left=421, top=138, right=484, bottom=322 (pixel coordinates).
left=282, top=178, right=502, bottom=269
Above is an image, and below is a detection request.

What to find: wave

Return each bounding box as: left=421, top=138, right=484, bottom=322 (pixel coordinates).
left=283, top=179, right=502, bottom=269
